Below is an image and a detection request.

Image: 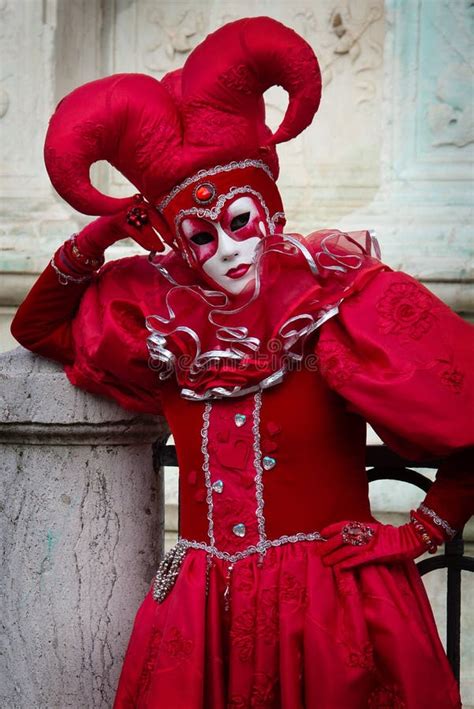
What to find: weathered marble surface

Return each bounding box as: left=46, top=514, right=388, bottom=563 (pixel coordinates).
left=0, top=348, right=167, bottom=708
left=1, top=0, right=472, bottom=308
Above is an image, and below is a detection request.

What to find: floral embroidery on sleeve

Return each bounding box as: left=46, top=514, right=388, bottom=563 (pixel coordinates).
left=316, top=338, right=360, bottom=388
left=376, top=281, right=436, bottom=340
left=438, top=362, right=464, bottom=393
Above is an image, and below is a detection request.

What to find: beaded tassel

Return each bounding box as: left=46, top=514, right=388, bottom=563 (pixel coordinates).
left=205, top=553, right=213, bottom=597
left=152, top=543, right=188, bottom=603
left=223, top=563, right=234, bottom=612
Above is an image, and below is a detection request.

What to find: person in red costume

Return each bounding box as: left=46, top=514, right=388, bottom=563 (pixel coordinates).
left=11, top=16, right=473, bottom=709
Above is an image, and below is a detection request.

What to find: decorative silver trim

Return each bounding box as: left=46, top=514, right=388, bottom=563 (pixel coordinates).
left=278, top=305, right=340, bottom=355
left=271, top=211, right=286, bottom=225
left=152, top=543, right=188, bottom=603
left=177, top=531, right=326, bottom=563
left=156, top=159, right=275, bottom=212
left=147, top=256, right=182, bottom=286
left=418, top=504, right=457, bottom=540
left=282, top=233, right=320, bottom=276
left=316, top=232, right=365, bottom=272
left=201, top=402, right=215, bottom=546
left=152, top=530, right=327, bottom=602
left=180, top=367, right=287, bottom=400
left=146, top=229, right=375, bottom=400
left=252, top=391, right=267, bottom=557
left=146, top=234, right=347, bottom=400
left=50, top=257, right=92, bottom=285
left=174, top=185, right=276, bottom=241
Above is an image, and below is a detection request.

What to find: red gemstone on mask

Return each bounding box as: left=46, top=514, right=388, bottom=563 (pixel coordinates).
left=194, top=182, right=216, bottom=204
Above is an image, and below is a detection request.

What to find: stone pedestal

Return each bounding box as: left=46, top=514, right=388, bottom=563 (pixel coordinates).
left=0, top=348, right=167, bottom=708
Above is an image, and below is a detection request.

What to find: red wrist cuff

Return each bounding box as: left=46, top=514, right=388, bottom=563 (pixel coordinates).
left=409, top=513, right=438, bottom=553
left=415, top=504, right=457, bottom=541
left=62, top=235, right=105, bottom=272
left=50, top=237, right=104, bottom=285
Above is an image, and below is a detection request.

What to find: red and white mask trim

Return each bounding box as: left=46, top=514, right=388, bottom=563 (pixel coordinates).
left=158, top=161, right=286, bottom=294
left=180, top=195, right=268, bottom=295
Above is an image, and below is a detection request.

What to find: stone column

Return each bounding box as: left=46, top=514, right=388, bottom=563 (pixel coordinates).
left=0, top=347, right=168, bottom=708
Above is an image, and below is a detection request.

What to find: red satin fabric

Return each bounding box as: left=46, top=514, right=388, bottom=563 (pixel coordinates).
left=162, top=367, right=374, bottom=542
left=70, top=230, right=385, bottom=400
left=11, top=230, right=473, bottom=707
left=316, top=269, right=474, bottom=531
left=43, top=17, right=321, bottom=218
left=114, top=543, right=461, bottom=708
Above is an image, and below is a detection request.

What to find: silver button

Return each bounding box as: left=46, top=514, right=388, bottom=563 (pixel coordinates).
left=262, top=456, right=276, bottom=470
left=232, top=523, right=246, bottom=537
left=212, top=480, right=224, bottom=494
left=234, top=413, right=247, bottom=427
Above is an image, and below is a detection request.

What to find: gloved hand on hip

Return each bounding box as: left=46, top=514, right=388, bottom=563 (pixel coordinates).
left=320, top=511, right=447, bottom=570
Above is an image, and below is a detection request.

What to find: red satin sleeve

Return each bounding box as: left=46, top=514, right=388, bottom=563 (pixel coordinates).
left=11, top=261, right=86, bottom=365
left=315, top=269, right=474, bottom=532
left=11, top=256, right=164, bottom=415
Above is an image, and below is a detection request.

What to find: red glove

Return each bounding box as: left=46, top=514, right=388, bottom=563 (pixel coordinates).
left=320, top=513, right=446, bottom=570
left=57, top=195, right=166, bottom=276
left=14, top=196, right=169, bottom=359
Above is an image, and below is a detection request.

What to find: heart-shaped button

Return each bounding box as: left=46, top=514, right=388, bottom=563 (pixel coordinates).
left=212, top=480, right=224, bottom=494
left=232, top=523, right=246, bottom=538
left=262, top=456, right=276, bottom=471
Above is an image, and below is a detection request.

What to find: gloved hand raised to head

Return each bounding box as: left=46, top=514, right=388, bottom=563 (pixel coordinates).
left=57, top=195, right=166, bottom=276
left=320, top=507, right=454, bottom=570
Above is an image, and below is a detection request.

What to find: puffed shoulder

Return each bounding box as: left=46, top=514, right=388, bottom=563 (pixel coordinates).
left=65, top=254, right=173, bottom=415
left=315, top=269, right=474, bottom=459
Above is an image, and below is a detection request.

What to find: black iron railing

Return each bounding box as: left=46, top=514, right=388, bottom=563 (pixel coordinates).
left=366, top=444, right=473, bottom=683
left=156, top=440, right=473, bottom=682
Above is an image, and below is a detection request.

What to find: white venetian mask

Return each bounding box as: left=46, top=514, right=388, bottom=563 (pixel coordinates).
left=179, top=196, right=267, bottom=295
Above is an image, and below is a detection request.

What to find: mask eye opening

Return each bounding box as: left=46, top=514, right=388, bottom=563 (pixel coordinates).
left=190, top=231, right=214, bottom=246
left=230, top=212, right=251, bottom=232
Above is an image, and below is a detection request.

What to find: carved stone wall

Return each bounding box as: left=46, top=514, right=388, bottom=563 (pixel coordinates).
left=0, top=0, right=472, bottom=353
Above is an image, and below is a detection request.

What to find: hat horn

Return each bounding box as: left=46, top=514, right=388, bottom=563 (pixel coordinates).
left=44, top=73, right=180, bottom=215
left=181, top=17, right=321, bottom=152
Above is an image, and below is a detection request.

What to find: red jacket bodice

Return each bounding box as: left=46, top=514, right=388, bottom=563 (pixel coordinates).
left=162, top=366, right=372, bottom=549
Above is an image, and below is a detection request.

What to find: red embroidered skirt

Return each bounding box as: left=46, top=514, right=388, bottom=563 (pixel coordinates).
left=113, top=541, right=461, bottom=708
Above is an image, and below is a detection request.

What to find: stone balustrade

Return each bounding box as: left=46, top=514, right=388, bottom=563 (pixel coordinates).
left=0, top=347, right=167, bottom=708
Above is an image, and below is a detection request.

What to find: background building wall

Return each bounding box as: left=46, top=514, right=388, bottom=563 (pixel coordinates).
left=0, top=0, right=472, bottom=352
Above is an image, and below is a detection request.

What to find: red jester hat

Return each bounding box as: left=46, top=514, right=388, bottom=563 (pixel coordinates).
left=43, top=16, right=322, bottom=289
